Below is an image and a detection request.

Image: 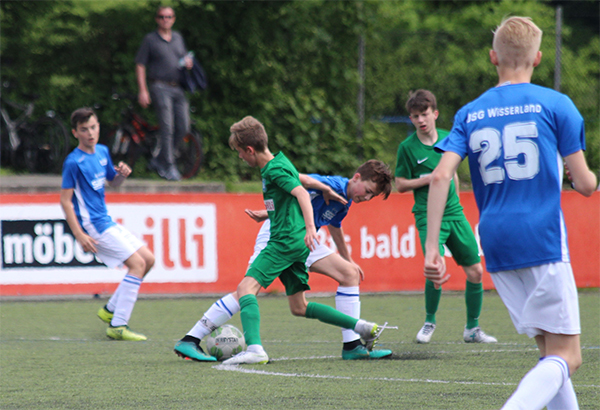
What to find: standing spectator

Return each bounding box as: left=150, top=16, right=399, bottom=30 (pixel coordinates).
left=135, top=5, right=193, bottom=181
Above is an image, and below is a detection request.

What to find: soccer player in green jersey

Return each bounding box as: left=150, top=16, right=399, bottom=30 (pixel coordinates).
left=222, top=116, right=393, bottom=365
left=394, top=90, right=496, bottom=344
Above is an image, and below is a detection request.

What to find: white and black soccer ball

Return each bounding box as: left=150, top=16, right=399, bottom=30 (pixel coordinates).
left=206, top=324, right=245, bottom=360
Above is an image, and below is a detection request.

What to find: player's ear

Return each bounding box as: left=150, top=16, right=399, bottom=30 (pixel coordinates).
left=533, top=51, right=542, bottom=67
left=352, top=172, right=362, bottom=181
left=433, top=110, right=439, bottom=120
left=489, top=49, right=499, bottom=66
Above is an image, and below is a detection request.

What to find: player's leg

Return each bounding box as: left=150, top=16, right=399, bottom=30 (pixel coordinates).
left=282, top=267, right=393, bottom=357
left=222, top=276, right=269, bottom=364
left=174, top=292, right=239, bottom=362
left=309, top=252, right=391, bottom=359
left=91, top=225, right=148, bottom=341
left=494, top=262, right=581, bottom=410
left=415, top=218, right=444, bottom=343
left=447, top=219, right=496, bottom=343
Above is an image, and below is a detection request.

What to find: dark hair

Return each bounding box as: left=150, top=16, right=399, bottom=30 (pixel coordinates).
left=356, top=160, right=393, bottom=200
left=70, top=107, right=97, bottom=130
left=229, top=116, right=268, bottom=152
left=156, top=6, right=175, bottom=17
left=405, top=89, right=437, bottom=114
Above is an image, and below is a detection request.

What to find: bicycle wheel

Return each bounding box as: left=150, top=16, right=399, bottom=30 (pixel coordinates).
left=24, top=116, right=70, bottom=173
left=175, top=128, right=203, bottom=179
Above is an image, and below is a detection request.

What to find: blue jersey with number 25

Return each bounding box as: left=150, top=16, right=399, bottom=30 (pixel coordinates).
left=436, top=83, right=585, bottom=272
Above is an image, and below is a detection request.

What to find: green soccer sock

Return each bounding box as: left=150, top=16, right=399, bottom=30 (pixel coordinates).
left=425, top=279, right=442, bottom=324
left=305, top=302, right=358, bottom=330
left=239, top=294, right=261, bottom=346
left=465, top=280, right=483, bottom=329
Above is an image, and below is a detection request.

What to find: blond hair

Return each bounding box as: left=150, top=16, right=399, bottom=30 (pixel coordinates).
left=229, top=116, right=268, bottom=152
left=493, top=16, right=542, bottom=69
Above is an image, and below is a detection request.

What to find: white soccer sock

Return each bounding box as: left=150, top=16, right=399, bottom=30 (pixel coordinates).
left=336, top=286, right=361, bottom=343
left=106, top=286, right=121, bottom=312
left=502, top=356, right=570, bottom=410
left=110, top=274, right=143, bottom=327
left=547, top=373, right=579, bottom=409
left=187, top=293, right=240, bottom=339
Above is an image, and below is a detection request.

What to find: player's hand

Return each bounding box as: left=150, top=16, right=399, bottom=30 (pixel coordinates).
left=184, top=55, right=194, bottom=70
left=304, top=226, right=319, bottom=251
left=424, top=252, right=450, bottom=289
left=322, top=188, right=348, bottom=206
left=76, top=233, right=98, bottom=254
left=138, top=90, right=151, bottom=108
left=245, top=209, right=268, bottom=222
left=115, top=161, right=132, bottom=177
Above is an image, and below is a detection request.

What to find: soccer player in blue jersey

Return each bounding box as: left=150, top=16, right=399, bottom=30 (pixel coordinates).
left=423, top=17, right=598, bottom=410
left=60, top=107, right=155, bottom=341
left=174, top=159, right=394, bottom=361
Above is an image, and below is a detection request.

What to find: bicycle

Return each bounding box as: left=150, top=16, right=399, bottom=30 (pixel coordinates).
left=0, top=83, right=70, bottom=174
left=104, top=93, right=203, bottom=180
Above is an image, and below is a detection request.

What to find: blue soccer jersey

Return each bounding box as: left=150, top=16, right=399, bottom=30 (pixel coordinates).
left=306, top=174, right=352, bottom=230
left=61, top=144, right=118, bottom=236
left=436, top=83, right=585, bottom=272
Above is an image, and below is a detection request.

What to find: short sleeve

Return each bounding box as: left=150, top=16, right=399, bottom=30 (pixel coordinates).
left=435, top=109, right=469, bottom=158
left=61, top=158, right=77, bottom=189
left=395, top=143, right=412, bottom=179
left=555, top=94, right=586, bottom=157
left=135, top=35, right=151, bottom=66
left=271, top=167, right=302, bottom=193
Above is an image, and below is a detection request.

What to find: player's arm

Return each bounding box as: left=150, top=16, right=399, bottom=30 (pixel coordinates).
left=329, top=225, right=365, bottom=281
left=395, top=175, right=432, bottom=193
left=59, top=188, right=98, bottom=253
left=290, top=185, right=319, bottom=250
left=299, top=174, right=347, bottom=205
left=245, top=209, right=268, bottom=222
left=564, top=151, right=597, bottom=197
left=453, top=172, right=460, bottom=195
left=424, top=152, right=462, bottom=287
left=108, top=161, right=131, bottom=188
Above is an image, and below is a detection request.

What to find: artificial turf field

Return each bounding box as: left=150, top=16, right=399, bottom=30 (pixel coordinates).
left=1, top=291, right=598, bottom=410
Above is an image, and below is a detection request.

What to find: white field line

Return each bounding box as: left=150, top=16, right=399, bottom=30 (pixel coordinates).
left=213, top=358, right=599, bottom=388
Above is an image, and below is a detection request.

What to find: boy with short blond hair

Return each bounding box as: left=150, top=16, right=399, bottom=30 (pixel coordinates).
left=395, top=89, right=496, bottom=344
left=176, top=115, right=392, bottom=365
left=425, top=17, right=597, bottom=410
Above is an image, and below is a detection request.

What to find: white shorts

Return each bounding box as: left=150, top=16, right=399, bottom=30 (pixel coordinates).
left=248, top=220, right=334, bottom=268
left=92, top=224, right=144, bottom=268
left=491, top=262, right=580, bottom=338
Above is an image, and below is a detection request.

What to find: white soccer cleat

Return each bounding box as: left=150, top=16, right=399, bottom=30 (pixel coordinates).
left=222, top=350, right=269, bottom=365
left=356, top=320, right=397, bottom=351
left=416, top=322, right=436, bottom=344
left=463, top=326, right=497, bottom=343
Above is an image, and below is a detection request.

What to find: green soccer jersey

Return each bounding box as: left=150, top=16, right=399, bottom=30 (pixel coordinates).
left=395, top=129, right=463, bottom=219
left=261, top=152, right=306, bottom=251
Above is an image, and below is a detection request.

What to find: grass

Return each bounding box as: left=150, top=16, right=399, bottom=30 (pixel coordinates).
left=1, top=292, right=598, bottom=409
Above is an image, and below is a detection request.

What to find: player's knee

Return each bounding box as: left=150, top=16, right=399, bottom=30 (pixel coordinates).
left=145, top=254, right=155, bottom=271
left=289, top=305, right=306, bottom=317
left=568, top=352, right=583, bottom=374
left=465, top=264, right=483, bottom=283
left=338, top=264, right=360, bottom=287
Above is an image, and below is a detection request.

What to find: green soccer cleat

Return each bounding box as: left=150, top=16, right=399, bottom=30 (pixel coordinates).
left=106, top=325, right=147, bottom=341
left=174, top=341, right=217, bottom=362
left=342, top=345, right=393, bottom=360
left=97, top=305, right=113, bottom=324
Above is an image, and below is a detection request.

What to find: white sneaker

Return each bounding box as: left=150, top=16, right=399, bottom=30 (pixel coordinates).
left=416, top=322, right=436, bottom=343
left=463, top=326, right=497, bottom=343
left=222, top=350, right=269, bottom=365
left=356, top=320, right=397, bottom=351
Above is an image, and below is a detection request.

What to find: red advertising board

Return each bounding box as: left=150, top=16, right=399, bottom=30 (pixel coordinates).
left=1, top=191, right=598, bottom=296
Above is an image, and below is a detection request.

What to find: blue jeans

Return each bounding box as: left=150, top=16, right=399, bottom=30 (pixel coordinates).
left=149, top=82, right=190, bottom=168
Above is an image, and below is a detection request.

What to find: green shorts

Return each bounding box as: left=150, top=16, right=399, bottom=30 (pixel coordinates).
left=245, top=241, right=311, bottom=296
left=415, top=214, right=481, bottom=267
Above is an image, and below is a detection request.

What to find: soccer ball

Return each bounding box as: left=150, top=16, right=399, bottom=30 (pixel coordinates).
left=206, top=324, right=245, bottom=360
